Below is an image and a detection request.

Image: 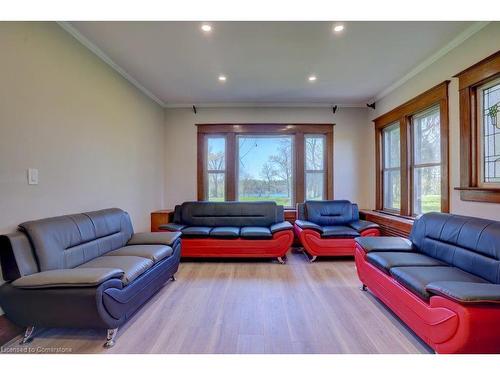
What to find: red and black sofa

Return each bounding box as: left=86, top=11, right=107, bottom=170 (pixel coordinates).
left=160, top=201, right=294, bottom=263
left=294, top=200, right=380, bottom=261
left=355, top=212, right=500, bottom=353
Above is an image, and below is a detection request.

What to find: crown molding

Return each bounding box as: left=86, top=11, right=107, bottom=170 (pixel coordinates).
left=57, top=21, right=166, bottom=107
left=164, top=102, right=366, bottom=108
left=372, top=21, right=490, bottom=102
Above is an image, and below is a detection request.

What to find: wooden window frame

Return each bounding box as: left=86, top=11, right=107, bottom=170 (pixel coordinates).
left=304, top=134, right=328, bottom=201
left=197, top=124, right=334, bottom=207
left=454, top=50, right=500, bottom=203
left=374, top=81, right=450, bottom=217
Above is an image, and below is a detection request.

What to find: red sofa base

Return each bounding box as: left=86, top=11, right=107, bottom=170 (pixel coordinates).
left=294, top=225, right=379, bottom=259
left=355, top=244, right=500, bottom=353
left=177, top=230, right=294, bottom=260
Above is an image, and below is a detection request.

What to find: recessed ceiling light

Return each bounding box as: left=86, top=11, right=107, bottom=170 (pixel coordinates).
left=218, top=75, right=227, bottom=82
left=308, top=75, right=317, bottom=82
left=201, top=24, right=212, bottom=32
left=333, top=24, right=344, bottom=32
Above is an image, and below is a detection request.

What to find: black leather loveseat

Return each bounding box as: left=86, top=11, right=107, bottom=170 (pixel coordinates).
left=355, top=212, right=500, bottom=353
left=0, top=208, right=181, bottom=348
left=160, top=201, right=294, bottom=263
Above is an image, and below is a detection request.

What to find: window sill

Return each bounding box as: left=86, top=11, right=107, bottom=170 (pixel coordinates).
left=454, top=187, right=500, bottom=203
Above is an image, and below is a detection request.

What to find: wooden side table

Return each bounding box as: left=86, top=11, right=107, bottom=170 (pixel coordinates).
left=150, top=209, right=174, bottom=232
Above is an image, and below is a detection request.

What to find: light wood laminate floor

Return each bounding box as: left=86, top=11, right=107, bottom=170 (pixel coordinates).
left=2, top=250, right=432, bottom=354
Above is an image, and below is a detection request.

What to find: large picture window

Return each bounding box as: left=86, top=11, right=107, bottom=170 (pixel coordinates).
left=375, top=81, right=449, bottom=217
left=237, top=135, right=294, bottom=206
left=197, top=124, right=334, bottom=208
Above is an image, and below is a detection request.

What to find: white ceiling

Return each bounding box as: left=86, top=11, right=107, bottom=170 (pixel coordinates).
left=65, top=21, right=476, bottom=107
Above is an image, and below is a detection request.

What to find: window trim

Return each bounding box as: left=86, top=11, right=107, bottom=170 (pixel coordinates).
left=197, top=124, right=334, bottom=207
left=304, top=134, right=327, bottom=200
left=454, top=50, right=500, bottom=203
left=374, top=81, right=450, bottom=217
left=381, top=122, right=401, bottom=213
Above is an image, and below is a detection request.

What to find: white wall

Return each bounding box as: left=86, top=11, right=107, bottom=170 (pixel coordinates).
left=164, top=106, right=373, bottom=209
left=0, top=22, right=166, bottom=295
left=370, top=22, right=500, bottom=220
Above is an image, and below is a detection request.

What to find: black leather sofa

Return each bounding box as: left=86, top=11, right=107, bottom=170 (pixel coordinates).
left=160, top=201, right=294, bottom=262
left=355, top=212, right=500, bottom=353
left=0, top=208, right=181, bottom=348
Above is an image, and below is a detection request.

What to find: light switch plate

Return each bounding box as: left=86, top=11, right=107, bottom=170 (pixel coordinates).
left=28, top=168, right=38, bottom=185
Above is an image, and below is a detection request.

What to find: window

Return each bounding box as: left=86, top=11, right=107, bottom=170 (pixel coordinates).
left=197, top=124, right=333, bottom=208
left=382, top=123, right=401, bottom=211
left=455, top=51, right=500, bottom=203
left=412, top=105, right=441, bottom=215
left=206, top=136, right=226, bottom=201
left=305, top=135, right=326, bottom=200
left=478, top=78, right=500, bottom=186
left=237, top=135, right=294, bottom=207
left=375, top=81, right=449, bottom=217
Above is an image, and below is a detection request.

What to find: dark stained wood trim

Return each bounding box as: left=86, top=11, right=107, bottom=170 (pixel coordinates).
left=226, top=132, right=236, bottom=201
left=295, top=132, right=305, bottom=204
left=0, top=315, right=22, bottom=346
left=197, top=124, right=334, bottom=205
left=454, top=50, right=500, bottom=90
left=374, top=81, right=450, bottom=127
left=197, top=123, right=335, bottom=134
left=326, top=130, right=334, bottom=200
left=374, top=81, right=450, bottom=217
left=455, top=50, right=500, bottom=203
left=359, top=210, right=413, bottom=238
left=197, top=132, right=205, bottom=201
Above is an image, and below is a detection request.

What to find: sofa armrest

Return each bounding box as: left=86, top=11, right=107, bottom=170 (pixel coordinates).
left=354, top=236, right=414, bottom=252
left=270, top=221, right=293, bottom=233
left=426, top=282, right=500, bottom=304
left=128, top=231, right=181, bottom=246
left=158, top=223, right=186, bottom=232
left=349, top=220, right=380, bottom=233
left=294, top=220, right=323, bottom=233
left=11, top=268, right=124, bottom=289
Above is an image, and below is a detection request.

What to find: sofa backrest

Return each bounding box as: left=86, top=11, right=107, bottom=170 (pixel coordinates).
left=176, top=201, right=283, bottom=227
left=18, top=208, right=134, bottom=271
left=410, top=212, right=500, bottom=284
left=299, top=200, right=359, bottom=226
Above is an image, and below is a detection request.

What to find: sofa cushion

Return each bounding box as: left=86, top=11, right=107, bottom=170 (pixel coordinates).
left=355, top=237, right=414, bottom=252
left=107, top=245, right=172, bottom=263
left=425, top=281, right=500, bottom=304
left=181, top=226, right=212, bottom=237
left=78, top=255, right=153, bottom=286
left=18, top=208, right=133, bottom=271
left=240, top=227, right=273, bottom=239
left=321, top=225, right=359, bottom=238
left=209, top=227, right=240, bottom=238
left=389, top=266, right=489, bottom=301
left=367, top=252, right=444, bottom=275
left=11, top=268, right=124, bottom=289
left=179, top=201, right=280, bottom=227
left=304, top=200, right=358, bottom=226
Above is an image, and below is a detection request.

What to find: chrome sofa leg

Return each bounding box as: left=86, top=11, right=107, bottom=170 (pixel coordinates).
left=309, top=255, right=317, bottom=263
left=104, top=328, right=118, bottom=348
left=302, top=251, right=317, bottom=263
left=277, top=256, right=286, bottom=264
left=170, top=274, right=176, bottom=281
left=19, top=326, right=35, bottom=345
left=360, top=284, right=368, bottom=291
